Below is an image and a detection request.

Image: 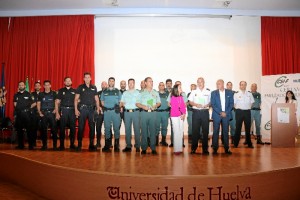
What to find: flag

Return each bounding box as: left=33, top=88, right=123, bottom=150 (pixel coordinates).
left=25, top=76, right=29, bottom=92
left=1, top=63, right=5, bottom=118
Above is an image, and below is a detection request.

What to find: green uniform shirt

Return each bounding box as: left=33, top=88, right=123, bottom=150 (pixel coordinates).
left=157, top=91, right=169, bottom=110
left=251, top=92, right=261, bottom=109
left=100, top=88, right=121, bottom=108
left=137, top=89, right=161, bottom=108
left=121, top=89, right=140, bottom=109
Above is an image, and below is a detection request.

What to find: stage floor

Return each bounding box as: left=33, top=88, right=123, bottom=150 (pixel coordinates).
left=1, top=136, right=300, bottom=176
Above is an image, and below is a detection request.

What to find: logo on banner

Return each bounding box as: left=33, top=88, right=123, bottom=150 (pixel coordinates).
left=264, top=120, right=271, bottom=130
left=275, top=76, right=289, bottom=88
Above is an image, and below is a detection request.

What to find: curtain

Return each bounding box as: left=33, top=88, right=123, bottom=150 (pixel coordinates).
left=0, top=16, right=94, bottom=136
left=261, top=17, right=300, bottom=75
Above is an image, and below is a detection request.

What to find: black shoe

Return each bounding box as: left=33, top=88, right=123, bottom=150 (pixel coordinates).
left=213, top=150, right=218, bottom=155
left=141, top=150, right=146, bottom=154
left=160, top=141, right=168, bottom=146
left=152, top=150, right=157, bottom=155
left=40, top=146, right=47, bottom=151
left=102, top=146, right=111, bottom=152
left=247, top=144, right=254, bottom=148
left=89, top=145, right=97, bottom=152
left=59, top=146, right=65, bottom=151
left=15, top=145, right=24, bottom=150
left=169, top=143, right=173, bottom=147
left=122, top=147, right=132, bottom=152
left=70, top=144, right=77, bottom=150
left=243, top=141, right=247, bottom=145
left=191, top=150, right=196, bottom=154
left=53, top=147, right=59, bottom=151
left=202, top=150, right=209, bottom=155
left=96, top=143, right=101, bottom=148
left=76, top=146, right=82, bottom=152
left=136, top=148, right=140, bottom=153
left=225, top=149, right=232, bottom=155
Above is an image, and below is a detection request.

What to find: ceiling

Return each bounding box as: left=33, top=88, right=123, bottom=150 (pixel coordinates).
left=0, top=0, right=300, bottom=16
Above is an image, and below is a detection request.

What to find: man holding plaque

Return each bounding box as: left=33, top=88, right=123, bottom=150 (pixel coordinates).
left=188, top=77, right=211, bottom=155
left=136, top=77, right=161, bottom=155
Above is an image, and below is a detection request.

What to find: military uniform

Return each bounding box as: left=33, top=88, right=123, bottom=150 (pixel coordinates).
left=100, top=88, right=121, bottom=152
left=57, top=87, right=76, bottom=150
left=156, top=90, right=170, bottom=146
left=38, top=90, right=58, bottom=150
left=31, top=91, right=40, bottom=146
left=187, top=92, right=193, bottom=143
left=251, top=91, right=263, bottom=144
left=137, top=89, right=161, bottom=153
left=76, top=84, right=98, bottom=151
left=14, top=91, right=34, bottom=149
left=121, top=89, right=141, bottom=152
left=189, top=88, right=211, bottom=154
left=119, top=89, right=126, bottom=128
left=95, top=90, right=104, bottom=148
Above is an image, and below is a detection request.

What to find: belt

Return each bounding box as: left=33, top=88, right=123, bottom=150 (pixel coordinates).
left=156, top=108, right=170, bottom=112
left=187, top=107, right=193, bottom=111
left=141, top=109, right=156, bottom=113
left=104, top=107, right=115, bottom=111
left=42, top=109, right=53, bottom=113
left=193, top=109, right=209, bottom=112
left=61, top=106, right=74, bottom=109
left=251, top=108, right=261, bottom=111
left=21, top=109, right=31, bottom=113
left=80, top=104, right=95, bottom=109
left=236, top=109, right=251, bottom=111
left=125, top=108, right=139, bottom=112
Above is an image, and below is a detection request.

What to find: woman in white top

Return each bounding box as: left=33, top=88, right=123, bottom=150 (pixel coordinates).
left=285, top=90, right=298, bottom=112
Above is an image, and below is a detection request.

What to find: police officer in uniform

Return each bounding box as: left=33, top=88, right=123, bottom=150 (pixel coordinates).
left=37, top=80, right=58, bottom=150
left=233, top=81, right=255, bottom=148
left=136, top=77, right=161, bottom=155
left=31, top=81, right=41, bottom=146
left=95, top=81, right=108, bottom=148
left=14, top=81, right=34, bottom=150
left=189, top=77, right=211, bottom=155
left=250, top=83, right=264, bottom=145
left=187, top=84, right=196, bottom=144
left=156, top=82, right=169, bottom=146
left=120, top=78, right=141, bottom=152
left=74, top=72, right=101, bottom=152
left=101, top=77, right=122, bottom=152
left=55, top=77, right=76, bottom=150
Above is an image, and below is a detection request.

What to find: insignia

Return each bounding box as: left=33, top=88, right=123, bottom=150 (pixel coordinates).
left=82, top=88, right=85, bottom=92
left=71, top=92, right=75, bottom=94
left=63, top=92, right=65, bottom=95
left=91, top=88, right=95, bottom=90
left=43, top=98, right=45, bottom=101
left=16, top=97, right=18, bottom=101
left=32, top=97, right=35, bottom=100
left=24, top=97, right=29, bottom=99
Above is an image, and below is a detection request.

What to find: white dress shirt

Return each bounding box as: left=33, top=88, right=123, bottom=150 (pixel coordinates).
left=188, top=88, right=211, bottom=110
left=219, top=89, right=226, bottom=112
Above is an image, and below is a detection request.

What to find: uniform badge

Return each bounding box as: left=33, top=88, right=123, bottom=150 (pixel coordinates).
left=32, top=96, right=35, bottom=100
left=71, top=92, right=75, bottom=94
left=24, top=97, right=29, bottom=99
left=16, top=97, right=18, bottom=101
left=82, top=88, right=85, bottom=92
left=43, top=98, right=46, bottom=101
left=63, top=92, right=65, bottom=95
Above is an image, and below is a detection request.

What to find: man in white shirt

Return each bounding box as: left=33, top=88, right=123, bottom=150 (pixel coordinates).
left=188, top=77, right=211, bottom=155
left=234, top=81, right=255, bottom=148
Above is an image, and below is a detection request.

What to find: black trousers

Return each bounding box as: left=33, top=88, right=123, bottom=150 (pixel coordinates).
left=96, top=113, right=104, bottom=142
left=234, top=109, right=252, bottom=146
left=40, top=111, right=57, bottom=147
left=30, top=111, right=40, bottom=144
left=77, top=107, right=95, bottom=145
left=15, top=111, right=32, bottom=148
left=191, top=109, right=209, bottom=151
left=59, top=108, right=76, bottom=147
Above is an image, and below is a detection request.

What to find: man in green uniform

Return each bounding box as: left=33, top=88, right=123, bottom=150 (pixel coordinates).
left=136, top=77, right=161, bottom=155
left=120, top=78, right=141, bottom=152
left=101, top=77, right=122, bottom=152
left=156, top=82, right=169, bottom=146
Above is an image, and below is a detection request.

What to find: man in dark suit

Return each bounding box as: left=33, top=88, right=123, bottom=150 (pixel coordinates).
left=211, top=79, right=234, bottom=155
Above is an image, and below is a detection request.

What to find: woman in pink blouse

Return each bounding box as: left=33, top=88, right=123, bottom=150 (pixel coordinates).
left=168, top=84, right=187, bottom=155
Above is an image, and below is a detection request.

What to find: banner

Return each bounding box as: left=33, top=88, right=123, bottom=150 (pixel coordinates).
left=261, top=74, right=300, bottom=139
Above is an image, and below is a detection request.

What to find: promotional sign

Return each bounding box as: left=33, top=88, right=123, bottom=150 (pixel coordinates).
left=261, top=74, right=300, bottom=139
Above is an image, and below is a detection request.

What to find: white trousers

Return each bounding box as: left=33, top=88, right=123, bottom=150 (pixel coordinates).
left=171, top=117, right=184, bottom=152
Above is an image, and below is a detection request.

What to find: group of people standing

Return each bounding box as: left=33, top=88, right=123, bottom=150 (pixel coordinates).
left=12, top=73, right=298, bottom=155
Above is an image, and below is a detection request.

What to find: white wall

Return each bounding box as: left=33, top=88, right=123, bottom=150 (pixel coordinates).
left=94, top=16, right=262, bottom=135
